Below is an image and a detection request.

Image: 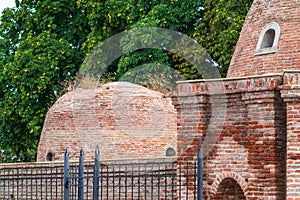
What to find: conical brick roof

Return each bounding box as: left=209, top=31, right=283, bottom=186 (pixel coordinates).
left=227, top=0, right=300, bottom=78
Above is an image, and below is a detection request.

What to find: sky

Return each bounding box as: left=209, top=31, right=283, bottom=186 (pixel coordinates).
left=0, top=0, right=15, bottom=16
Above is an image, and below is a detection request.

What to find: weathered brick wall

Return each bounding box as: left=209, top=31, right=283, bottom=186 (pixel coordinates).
left=37, top=82, right=177, bottom=162
left=280, top=71, right=300, bottom=200
left=227, top=0, right=300, bottom=78
left=174, top=74, right=287, bottom=199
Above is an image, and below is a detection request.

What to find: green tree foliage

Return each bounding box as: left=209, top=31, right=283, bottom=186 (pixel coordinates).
left=195, top=0, right=253, bottom=77
left=0, top=0, right=90, bottom=162
left=0, top=0, right=251, bottom=162
left=117, top=0, right=203, bottom=80
left=0, top=33, right=76, bottom=161
left=82, top=0, right=203, bottom=81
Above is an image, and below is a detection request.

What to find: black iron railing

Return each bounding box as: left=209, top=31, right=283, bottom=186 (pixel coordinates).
left=0, top=145, right=203, bottom=200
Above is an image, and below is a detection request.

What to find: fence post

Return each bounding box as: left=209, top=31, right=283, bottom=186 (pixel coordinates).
left=93, top=145, right=100, bottom=200
left=64, top=148, right=70, bottom=200
left=78, top=149, right=84, bottom=200
left=197, top=139, right=203, bottom=200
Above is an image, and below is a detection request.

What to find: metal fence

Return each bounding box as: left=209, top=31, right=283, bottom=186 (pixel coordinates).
left=0, top=146, right=203, bottom=200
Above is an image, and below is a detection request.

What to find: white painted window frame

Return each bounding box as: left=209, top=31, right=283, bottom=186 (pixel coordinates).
left=254, top=22, right=280, bottom=56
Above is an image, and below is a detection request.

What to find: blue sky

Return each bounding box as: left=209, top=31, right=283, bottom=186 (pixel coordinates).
left=0, top=0, right=15, bottom=16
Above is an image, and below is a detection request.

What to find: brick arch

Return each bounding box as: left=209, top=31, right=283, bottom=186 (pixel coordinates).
left=210, top=172, right=248, bottom=197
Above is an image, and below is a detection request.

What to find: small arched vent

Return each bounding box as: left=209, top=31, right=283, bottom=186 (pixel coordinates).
left=46, top=152, right=53, bottom=161
left=261, top=29, right=275, bottom=48
left=166, top=147, right=176, bottom=157
left=255, top=22, right=280, bottom=56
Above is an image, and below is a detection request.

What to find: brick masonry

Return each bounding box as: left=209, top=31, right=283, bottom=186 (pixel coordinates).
left=280, top=71, right=300, bottom=200
left=18, top=72, right=300, bottom=199
left=37, top=82, right=177, bottom=161
left=34, top=0, right=300, bottom=199
left=174, top=74, right=287, bottom=199
left=227, top=0, right=300, bottom=78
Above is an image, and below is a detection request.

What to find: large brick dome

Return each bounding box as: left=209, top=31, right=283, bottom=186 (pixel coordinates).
left=227, top=0, right=300, bottom=78
left=37, top=82, right=176, bottom=161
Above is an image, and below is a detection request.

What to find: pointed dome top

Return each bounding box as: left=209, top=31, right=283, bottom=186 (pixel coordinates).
left=227, top=0, right=300, bottom=78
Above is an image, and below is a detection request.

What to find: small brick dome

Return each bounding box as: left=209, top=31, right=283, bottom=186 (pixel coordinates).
left=37, top=82, right=176, bottom=161
left=227, top=0, right=300, bottom=78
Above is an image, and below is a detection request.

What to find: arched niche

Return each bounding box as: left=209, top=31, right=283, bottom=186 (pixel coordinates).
left=214, top=178, right=246, bottom=200
left=255, top=22, right=280, bottom=56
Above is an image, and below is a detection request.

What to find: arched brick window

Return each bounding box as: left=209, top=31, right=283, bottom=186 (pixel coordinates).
left=255, top=22, right=280, bottom=56
left=46, top=151, right=53, bottom=161
left=166, top=147, right=176, bottom=156
left=215, top=178, right=246, bottom=200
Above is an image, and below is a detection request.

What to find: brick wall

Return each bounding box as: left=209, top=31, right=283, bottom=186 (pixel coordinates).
left=280, top=71, right=300, bottom=200
left=227, top=0, right=300, bottom=78
left=37, top=82, right=177, bottom=162
left=174, top=74, right=287, bottom=199
left=8, top=72, right=300, bottom=199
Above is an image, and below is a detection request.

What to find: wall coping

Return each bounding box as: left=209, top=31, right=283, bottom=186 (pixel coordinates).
left=0, top=157, right=177, bottom=168
left=176, top=73, right=283, bottom=84
left=176, top=70, right=300, bottom=85
left=175, top=73, right=283, bottom=96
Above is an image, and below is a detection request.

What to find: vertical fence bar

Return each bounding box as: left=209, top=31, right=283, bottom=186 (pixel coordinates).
left=194, top=161, right=197, bottom=200
left=112, top=163, right=115, bottom=199
left=21, top=168, right=24, bottom=198
left=17, top=168, right=19, bottom=199
left=137, top=163, right=140, bottom=199
left=3, top=168, right=5, bottom=198
left=100, top=166, right=103, bottom=200
left=64, top=148, right=70, bottom=200
left=125, top=163, right=128, bottom=200
left=78, top=149, right=84, bottom=200
left=12, top=168, right=14, bottom=198
left=93, top=145, right=100, bottom=200
left=30, top=167, right=33, bottom=199
left=186, top=161, right=189, bottom=200
left=179, top=162, right=182, bottom=199
left=50, top=166, right=53, bottom=200
left=157, top=163, right=161, bottom=199
left=197, top=140, right=203, bottom=200
left=144, top=163, right=147, bottom=200
left=35, top=167, right=38, bottom=198
left=106, top=165, right=109, bottom=200
left=86, top=164, right=90, bottom=199
left=26, top=167, right=28, bottom=199
left=171, top=162, right=175, bottom=200
left=164, top=163, right=167, bottom=200
left=55, top=167, right=58, bottom=200
left=131, top=163, right=134, bottom=200
left=118, top=164, right=121, bottom=200
left=151, top=163, right=154, bottom=199
left=40, top=168, right=43, bottom=199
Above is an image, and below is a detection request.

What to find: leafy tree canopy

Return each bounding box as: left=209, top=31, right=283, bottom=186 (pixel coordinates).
left=0, top=0, right=251, bottom=162
left=0, top=0, right=89, bottom=162
left=195, top=0, right=253, bottom=77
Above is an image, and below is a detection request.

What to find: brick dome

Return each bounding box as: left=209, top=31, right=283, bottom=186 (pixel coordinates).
left=227, top=0, right=300, bottom=78
left=37, top=82, right=176, bottom=161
